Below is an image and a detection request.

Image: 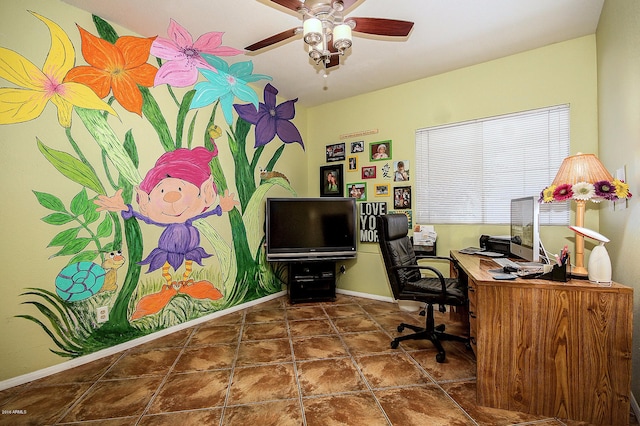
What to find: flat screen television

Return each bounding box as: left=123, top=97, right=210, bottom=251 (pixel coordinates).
left=265, top=197, right=358, bottom=261
left=510, top=196, right=541, bottom=262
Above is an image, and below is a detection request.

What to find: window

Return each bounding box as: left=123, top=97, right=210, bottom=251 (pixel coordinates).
left=415, top=105, right=570, bottom=225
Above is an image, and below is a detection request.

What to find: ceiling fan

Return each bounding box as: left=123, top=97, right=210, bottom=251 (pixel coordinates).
left=245, top=0, right=414, bottom=69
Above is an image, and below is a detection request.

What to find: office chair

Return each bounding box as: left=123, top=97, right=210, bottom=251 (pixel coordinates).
left=377, top=214, right=470, bottom=363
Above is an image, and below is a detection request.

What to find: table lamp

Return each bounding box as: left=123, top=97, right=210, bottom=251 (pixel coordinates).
left=569, top=226, right=611, bottom=285
left=540, top=153, right=631, bottom=277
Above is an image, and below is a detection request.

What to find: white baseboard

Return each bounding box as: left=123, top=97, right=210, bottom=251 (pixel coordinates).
left=336, top=288, right=394, bottom=303
left=0, top=291, right=286, bottom=392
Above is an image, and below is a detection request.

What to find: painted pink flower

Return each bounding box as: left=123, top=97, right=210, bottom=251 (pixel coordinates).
left=151, top=19, right=243, bottom=87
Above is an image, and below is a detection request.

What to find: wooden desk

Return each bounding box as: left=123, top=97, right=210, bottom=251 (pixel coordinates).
left=451, top=251, right=633, bottom=426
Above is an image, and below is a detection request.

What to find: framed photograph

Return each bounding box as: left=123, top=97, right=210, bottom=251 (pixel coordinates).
left=348, top=156, right=357, bottom=171
left=326, top=143, right=346, bottom=162
left=347, top=182, right=367, bottom=201
left=361, top=165, right=376, bottom=179
left=375, top=184, right=390, bottom=196
left=320, top=164, right=344, bottom=197
left=350, top=141, right=364, bottom=153
left=393, top=186, right=411, bottom=209
left=370, top=140, right=392, bottom=161
left=393, top=160, right=410, bottom=182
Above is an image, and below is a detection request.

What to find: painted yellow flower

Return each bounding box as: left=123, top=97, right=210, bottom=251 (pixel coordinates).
left=0, top=11, right=116, bottom=128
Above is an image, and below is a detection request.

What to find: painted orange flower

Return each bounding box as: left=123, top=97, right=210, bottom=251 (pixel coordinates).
left=64, top=26, right=157, bottom=115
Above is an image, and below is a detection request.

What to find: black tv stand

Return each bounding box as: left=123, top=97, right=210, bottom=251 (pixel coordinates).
left=288, top=260, right=336, bottom=304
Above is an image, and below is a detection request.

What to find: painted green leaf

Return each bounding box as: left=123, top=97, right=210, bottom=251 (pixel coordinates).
left=176, top=90, right=196, bottom=149
left=48, top=228, right=81, bottom=247
left=193, top=219, right=234, bottom=284
left=70, top=189, right=88, bottom=216
left=141, top=86, right=174, bottom=152
left=95, top=215, right=113, bottom=239
left=83, top=202, right=100, bottom=225
left=21, top=288, right=87, bottom=339
left=265, top=144, right=286, bottom=172
left=42, top=213, right=74, bottom=226
left=54, top=238, right=92, bottom=257
left=187, top=112, right=198, bottom=149
left=15, top=314, right=80, bottom=357
left=37, top=139, right=105, bottom=195
left=33, top=191, right=66, bottom=212
left=101, top=242, right=115, bottom=253
left=75, top=108, right=142, bottom=186
left=68, top=251, right=100, bottom=264
left=93, top=15, right=118, bottom=44
left=21, top=301, right=85, bottom=351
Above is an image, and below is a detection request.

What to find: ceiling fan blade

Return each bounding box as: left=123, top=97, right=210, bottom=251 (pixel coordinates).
left=269, top=0, right=303, bottom=12
left=348, top=17, right=414, bottom=37
left=245, top=28, right=299, bottom=51
left=335, top=0, right=359, bottom=11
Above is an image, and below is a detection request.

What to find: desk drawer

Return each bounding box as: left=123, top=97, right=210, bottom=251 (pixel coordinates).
left=467, top=279, right=477, bottom=351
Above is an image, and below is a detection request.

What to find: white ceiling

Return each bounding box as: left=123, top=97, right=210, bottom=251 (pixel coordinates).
left=60, top=0, right=604, bottom=108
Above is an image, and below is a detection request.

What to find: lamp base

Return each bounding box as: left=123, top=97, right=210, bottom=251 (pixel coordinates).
left=570, top=265, right=588, bottom=279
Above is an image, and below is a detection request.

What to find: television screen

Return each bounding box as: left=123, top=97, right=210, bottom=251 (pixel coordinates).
left=266, top=198, right=357, bottom=261
left=509, top=196, right=540, bottom=262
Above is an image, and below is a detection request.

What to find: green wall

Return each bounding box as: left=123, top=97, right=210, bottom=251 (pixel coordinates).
left=596, top=0, right=640, bottom=404
left=306, top=36, right=599, bottom=297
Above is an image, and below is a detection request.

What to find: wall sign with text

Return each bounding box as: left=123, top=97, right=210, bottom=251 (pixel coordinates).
left=359, top=202, right=387, bottom=243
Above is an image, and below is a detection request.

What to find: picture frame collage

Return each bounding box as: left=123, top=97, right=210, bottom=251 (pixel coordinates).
left=321, top=138, right=412, bottom=219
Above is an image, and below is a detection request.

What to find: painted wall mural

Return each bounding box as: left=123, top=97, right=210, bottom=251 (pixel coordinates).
left=0, top=12, right=303, bottom=357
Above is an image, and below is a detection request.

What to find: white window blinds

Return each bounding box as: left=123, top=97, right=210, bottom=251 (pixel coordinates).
left=415, top=105, right=570, bottom=225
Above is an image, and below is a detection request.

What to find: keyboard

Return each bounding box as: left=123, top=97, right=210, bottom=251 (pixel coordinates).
left=493, top=258, right=520, bottom=269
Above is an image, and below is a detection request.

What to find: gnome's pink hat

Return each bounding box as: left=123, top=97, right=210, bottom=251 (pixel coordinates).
left=139, top=147, right=217, bottom=194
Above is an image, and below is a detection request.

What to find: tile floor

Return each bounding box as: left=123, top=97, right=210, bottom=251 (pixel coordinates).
left=0, top=293, right=637, bottom=425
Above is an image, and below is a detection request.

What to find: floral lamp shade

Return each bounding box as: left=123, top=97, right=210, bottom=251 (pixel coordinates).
left=540, top=153, right=632, bottom=203
left=539, top=152, right=632, bottom=278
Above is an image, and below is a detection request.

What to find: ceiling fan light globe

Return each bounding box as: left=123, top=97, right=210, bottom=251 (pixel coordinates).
left=303, top=17, right=322, bottom=45
left=309, top=47, right=322, bottom=61
left=333, top=23, right=352, bottom=51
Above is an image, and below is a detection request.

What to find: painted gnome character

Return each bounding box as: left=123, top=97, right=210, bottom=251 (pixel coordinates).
left=95, top=147, right=239, bottom=319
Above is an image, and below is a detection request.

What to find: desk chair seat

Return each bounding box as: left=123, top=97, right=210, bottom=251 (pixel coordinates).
left=377, top=214, right=470, bottom=363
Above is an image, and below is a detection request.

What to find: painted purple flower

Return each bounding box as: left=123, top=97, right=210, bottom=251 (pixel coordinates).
left=594, top=180, right=617, bottom=200
left=552, top=183, right=573, bottom=201
left=233, top=84, right=304, bottom=149
left=151, top=19, right=242, bottom=87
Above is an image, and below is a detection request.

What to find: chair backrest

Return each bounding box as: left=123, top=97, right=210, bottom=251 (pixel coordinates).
left=377, top=214, right=421, bottom=298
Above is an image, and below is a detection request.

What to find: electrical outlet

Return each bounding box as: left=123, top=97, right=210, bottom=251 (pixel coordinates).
left=97, top=306, right=109, bottom=323
left=339, top=265, right=346, bottom=274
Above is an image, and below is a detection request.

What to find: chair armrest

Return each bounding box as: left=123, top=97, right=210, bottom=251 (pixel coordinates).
left=390, top=264, right=446, bottom=293
left=416, top=255, right=454, bottom=263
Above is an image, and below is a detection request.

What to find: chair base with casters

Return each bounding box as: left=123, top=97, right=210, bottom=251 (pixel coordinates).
left=390, top=303, right=470, bottom=363
left=377, top=213, right=471, bottom=363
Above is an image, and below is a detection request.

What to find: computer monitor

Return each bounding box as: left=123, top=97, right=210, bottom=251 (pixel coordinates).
left=509, top=196, right=540, bottom=262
